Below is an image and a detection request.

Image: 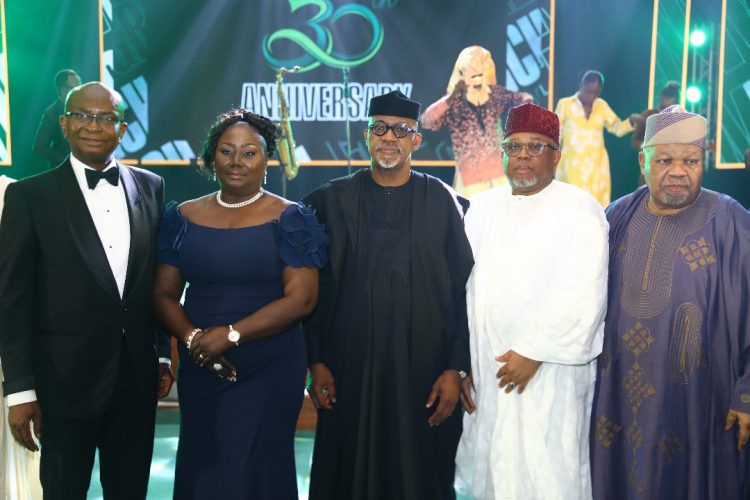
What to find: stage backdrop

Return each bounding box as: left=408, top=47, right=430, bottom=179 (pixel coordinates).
left=649, top=0, right=690, bottom=109
left=715, top=0, right=750, bottom=168
left=3, top=0, right=744, bottom=205
left=99, top=0, right=551, bottom=201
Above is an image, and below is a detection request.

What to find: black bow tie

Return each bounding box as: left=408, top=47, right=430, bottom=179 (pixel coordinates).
left=85, top=166, right=119, bottom=190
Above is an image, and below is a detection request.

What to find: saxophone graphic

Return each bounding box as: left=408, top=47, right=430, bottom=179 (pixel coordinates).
left=276, top=66, right=300, bottom=180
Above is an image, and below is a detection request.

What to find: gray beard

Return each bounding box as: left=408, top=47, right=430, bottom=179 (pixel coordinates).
left=374, top=150, right=405, bottom=169
left=377, top=158, right=400, bottom=169
left=509, top=176, right=539, bottom=189
left=663, top=192, right=690, bottom=206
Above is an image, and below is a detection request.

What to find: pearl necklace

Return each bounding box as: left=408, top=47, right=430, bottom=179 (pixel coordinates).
left=216, top=189, right=264, bottom=208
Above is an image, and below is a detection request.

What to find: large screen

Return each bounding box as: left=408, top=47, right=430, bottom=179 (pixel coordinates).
left=101, top=0, right=552, bottom=168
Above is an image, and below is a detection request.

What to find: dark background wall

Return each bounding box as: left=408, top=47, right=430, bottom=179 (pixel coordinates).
left=4, top=0, right=748, bottom=206
left=5, top=0, right=99, bottom=180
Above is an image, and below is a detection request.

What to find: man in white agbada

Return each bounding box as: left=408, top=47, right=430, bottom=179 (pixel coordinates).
left=455, top=102, right=609, bottom=500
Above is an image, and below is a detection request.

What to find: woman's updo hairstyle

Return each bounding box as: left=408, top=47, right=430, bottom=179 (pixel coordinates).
left=199, top=108, right=278, bottom=176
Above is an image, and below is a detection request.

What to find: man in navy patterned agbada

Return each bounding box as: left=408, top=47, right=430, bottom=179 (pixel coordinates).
left=591, top=105, right=750, bottom=500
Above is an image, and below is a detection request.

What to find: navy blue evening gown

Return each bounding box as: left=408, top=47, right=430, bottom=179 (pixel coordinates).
left=157, top=202, right=328, bottom=500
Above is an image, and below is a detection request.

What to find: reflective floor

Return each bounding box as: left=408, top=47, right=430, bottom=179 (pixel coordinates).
left=88, top=408, right=470, bottom=499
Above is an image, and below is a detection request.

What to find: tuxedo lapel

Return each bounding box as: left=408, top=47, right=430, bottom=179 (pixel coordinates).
left=58, top=162, right=120, bottom=302
left=119, top=164, right=150, bottom=302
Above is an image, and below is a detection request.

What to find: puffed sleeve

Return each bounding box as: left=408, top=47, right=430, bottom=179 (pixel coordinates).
left=157, top=201, right=188, bottom=267
left=276, top=203, right=329, bottom=269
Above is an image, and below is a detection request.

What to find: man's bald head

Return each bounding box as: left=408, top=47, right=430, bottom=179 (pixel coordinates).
left=65, top=82, right=126, bottom=119
left=60, top=81, right=128, bottom=170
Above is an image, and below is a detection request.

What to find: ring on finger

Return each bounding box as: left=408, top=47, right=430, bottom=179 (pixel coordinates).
left=508, top=382, right=517, bottom=389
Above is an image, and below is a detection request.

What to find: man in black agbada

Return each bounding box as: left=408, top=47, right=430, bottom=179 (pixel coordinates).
left=303, top=90, right=474, bottom=500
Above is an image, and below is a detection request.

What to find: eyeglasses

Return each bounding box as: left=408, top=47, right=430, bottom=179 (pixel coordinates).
left=64, top=111, right=121, bottom=129
left=501, top=141, right=558, bottom=157
left=368, top=121, right=416, bottom=138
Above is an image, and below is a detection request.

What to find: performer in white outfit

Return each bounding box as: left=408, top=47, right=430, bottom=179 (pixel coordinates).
left=0, top=174, right=42, bottom=500
left=455, top=102, right=609, bottom=500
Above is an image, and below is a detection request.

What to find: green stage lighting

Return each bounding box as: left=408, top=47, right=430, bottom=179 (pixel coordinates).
left=690, top=29, right=706, bottom=47
left=686, top=86, right=702, bottom=103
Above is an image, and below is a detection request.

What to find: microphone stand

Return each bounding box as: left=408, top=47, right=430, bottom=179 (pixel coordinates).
left=343, top=67, right=352, bottom=175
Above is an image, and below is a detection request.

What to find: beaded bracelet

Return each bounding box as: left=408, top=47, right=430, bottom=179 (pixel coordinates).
left=185, top=328, right=201, bottom=350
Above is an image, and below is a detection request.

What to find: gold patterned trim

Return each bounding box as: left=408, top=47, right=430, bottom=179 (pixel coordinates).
left=595, top=415, right=622, bottom=448
left=626, top=419, right=644, bottom=453
left=658, top=432, right=685, bottom=463
left=641, top=218, right=662, bottom=291
left=599, top=353, right=612, bottom=375
left=679, top=237, right=717, bottom=271
left=619, top=191, right=719, bottom=319
left=667, top=303, right=703, bottom=385
left=622, top=321, right=655, bottom=357
left=620, top=211, right=680, bottom=319
left=628, top=461, right=645, bottom=496
left=623, top=362, right=657, bottom=415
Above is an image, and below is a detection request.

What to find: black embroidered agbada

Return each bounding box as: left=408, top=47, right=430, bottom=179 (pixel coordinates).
left=303, top=169, right=473, bottom=500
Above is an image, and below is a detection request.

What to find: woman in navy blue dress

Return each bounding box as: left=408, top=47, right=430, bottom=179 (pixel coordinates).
left=153, top=109, right=328, bottom=499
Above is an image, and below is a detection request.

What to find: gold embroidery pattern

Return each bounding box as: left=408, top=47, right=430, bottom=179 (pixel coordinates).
left=599, top=353, right=611, bottom=375
left=668, top=303, right=703, bottom=385
left=679, top=237, right=717, bottom=271
left=673, top=191, right=720, bottom=235
left=658, top=433, right=685, bottom=463
left=614, top=192, right=719, bottom=498
left=623, top=362, right=656, bottom=415
left=626, top=419, right=644, bottom=453
left=741, top=394, right=750, bottom=404
left=628, top=462, right=645, bottom=496
left=622, top=321, right=655, bottom=357
left=596, top=415, right=622, bottom=448
left=620, top=208, right=681, bottom=319
left=640, top=218, right=662, bottom=292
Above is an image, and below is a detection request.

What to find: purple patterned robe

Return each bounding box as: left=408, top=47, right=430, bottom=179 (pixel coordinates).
left=591, top=186, right=750, bottom=500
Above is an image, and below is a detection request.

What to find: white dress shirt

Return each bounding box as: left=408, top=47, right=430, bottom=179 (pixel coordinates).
left=70, top=154, right=131, bottom=297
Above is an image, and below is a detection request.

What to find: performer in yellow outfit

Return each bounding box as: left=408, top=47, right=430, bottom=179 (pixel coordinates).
left=555, top=70, right=637, bottom=206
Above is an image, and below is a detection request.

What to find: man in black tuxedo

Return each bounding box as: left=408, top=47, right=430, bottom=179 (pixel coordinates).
left=0, top=82, right=174, bottom=499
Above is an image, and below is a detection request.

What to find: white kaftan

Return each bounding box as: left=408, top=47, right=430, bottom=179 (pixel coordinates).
left=455, top=180, right=608, bottom=500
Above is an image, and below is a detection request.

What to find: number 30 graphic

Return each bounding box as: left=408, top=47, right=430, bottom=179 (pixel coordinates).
left=263, top=0, right=384, bottom=72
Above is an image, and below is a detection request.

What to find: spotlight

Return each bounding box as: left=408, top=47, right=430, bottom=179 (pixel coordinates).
left=690, top=29, right=706, bottom=47
left=686, top=86, right=702, bottom=103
